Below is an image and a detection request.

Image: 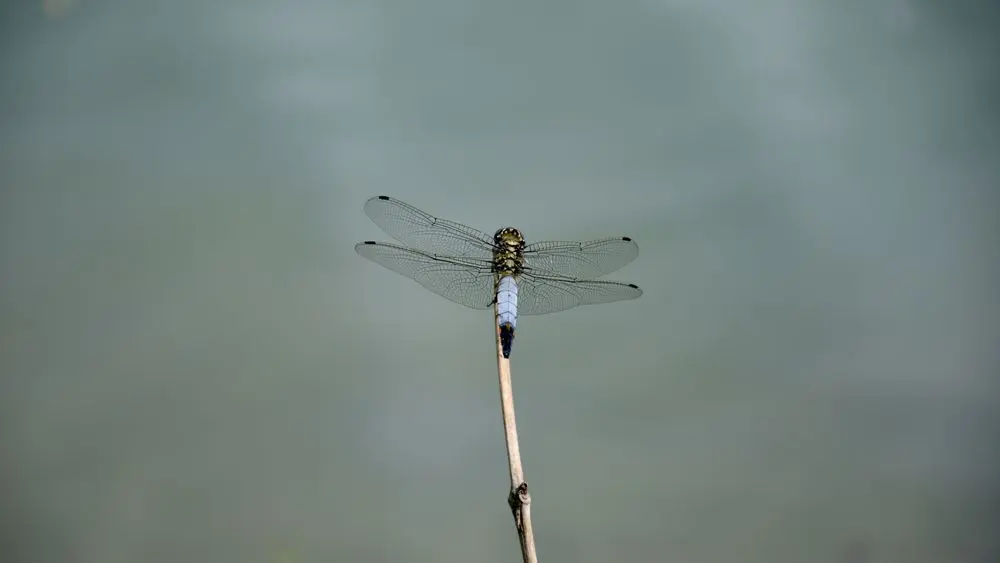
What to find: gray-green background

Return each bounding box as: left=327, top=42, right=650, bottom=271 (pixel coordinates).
left=2, top=1, right=997, bottom=562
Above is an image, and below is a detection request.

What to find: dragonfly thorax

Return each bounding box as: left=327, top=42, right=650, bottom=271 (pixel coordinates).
left=492, top=227, right=525, bottom=277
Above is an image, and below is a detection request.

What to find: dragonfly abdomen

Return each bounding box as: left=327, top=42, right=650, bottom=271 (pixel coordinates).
left=496, top=275, right=518, bottom=358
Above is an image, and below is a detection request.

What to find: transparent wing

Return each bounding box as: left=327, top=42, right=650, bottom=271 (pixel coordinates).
left=523, top=237, right=639, bottom=279
left=517, top=270, right=643, bottom=315
left=362, top=196, right=496, bottom=259
left=355, top=241, right=496, bottom=309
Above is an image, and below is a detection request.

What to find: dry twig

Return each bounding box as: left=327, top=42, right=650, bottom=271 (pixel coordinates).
left=493, top=305, right=538, bottom=563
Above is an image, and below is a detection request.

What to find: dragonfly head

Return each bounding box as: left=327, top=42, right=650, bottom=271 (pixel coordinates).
left=493, top=227, right=525, bottom=251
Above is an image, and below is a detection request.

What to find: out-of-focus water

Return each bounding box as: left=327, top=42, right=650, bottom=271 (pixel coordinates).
left=2, top=1, right=997, bottom=562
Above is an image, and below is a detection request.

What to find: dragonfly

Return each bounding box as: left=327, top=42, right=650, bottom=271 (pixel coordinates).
left=355, top=196, right=642, bottom=357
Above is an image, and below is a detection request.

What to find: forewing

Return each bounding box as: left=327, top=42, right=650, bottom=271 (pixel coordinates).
left=517, top=270, right=643, bottom=315
left=355, top=241, right=495, bottom=309
left=363, top=196, right=495, bottom=259
left=523, top=237, right=639, bottom=279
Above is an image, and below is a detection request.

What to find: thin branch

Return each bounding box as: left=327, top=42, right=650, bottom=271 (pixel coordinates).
left=494, top=306, right=538, bottom=563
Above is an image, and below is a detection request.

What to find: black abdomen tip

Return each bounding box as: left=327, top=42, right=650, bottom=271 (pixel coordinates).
left=499, top=323, right=515, bottom=358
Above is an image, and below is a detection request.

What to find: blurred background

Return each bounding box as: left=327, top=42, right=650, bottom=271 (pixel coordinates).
left=1, top=1, right=998, bottom=561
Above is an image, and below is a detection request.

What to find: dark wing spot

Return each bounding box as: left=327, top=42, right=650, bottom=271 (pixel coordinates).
left=377, top=195, right=390, bottom=201
left=628, top=283, right=639, bottom=289
left=622, top=236, right=633, bottom=241
left=362, top=240, right=377, bottom=245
